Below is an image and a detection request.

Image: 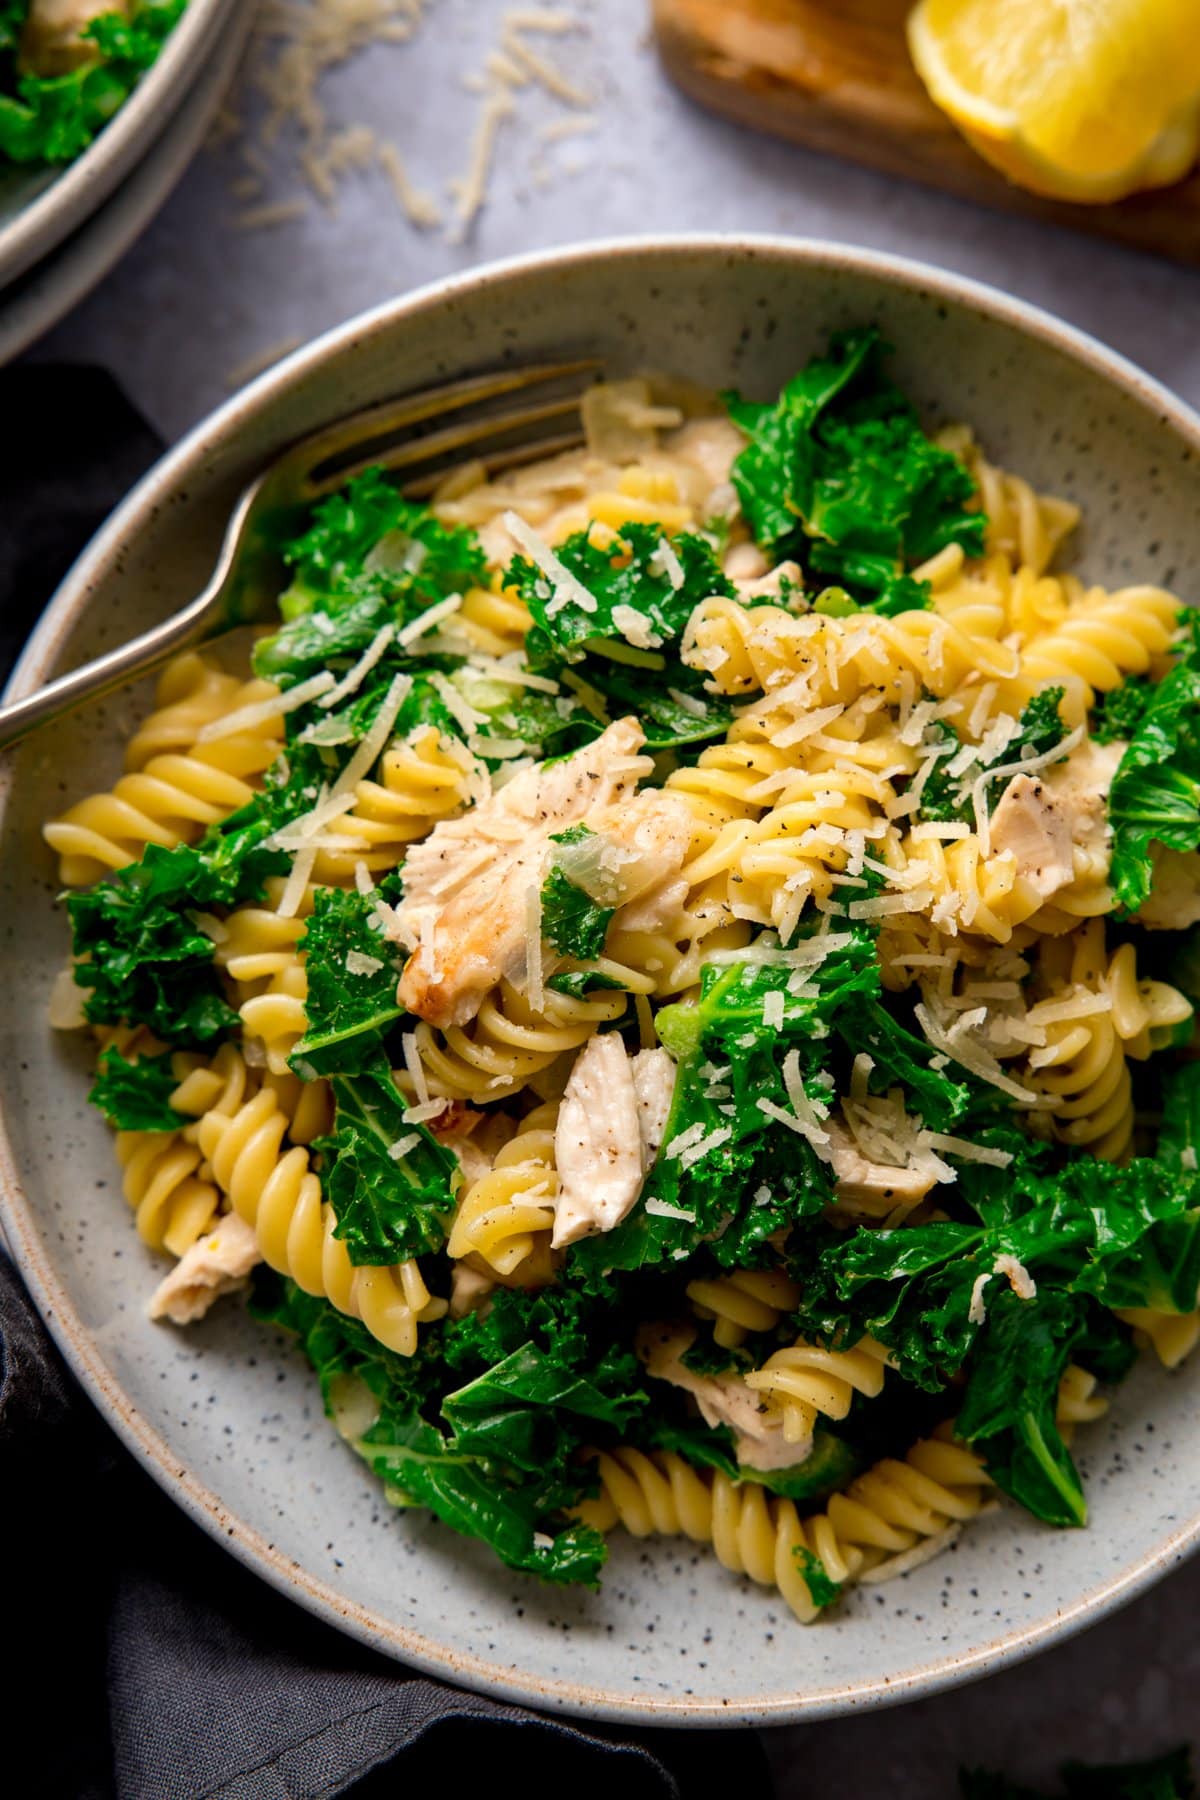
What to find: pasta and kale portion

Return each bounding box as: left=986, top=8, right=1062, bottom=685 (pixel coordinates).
left=0, top=1, right=186, bottom=168
left=46, top=330, right=1200, bottom=1620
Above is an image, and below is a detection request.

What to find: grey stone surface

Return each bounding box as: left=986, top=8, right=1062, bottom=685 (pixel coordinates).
left=21, top=0, right=1200, bottom=1787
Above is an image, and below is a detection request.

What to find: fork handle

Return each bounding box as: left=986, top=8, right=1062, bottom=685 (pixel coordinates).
left=0, top=585, right=221, bottom=754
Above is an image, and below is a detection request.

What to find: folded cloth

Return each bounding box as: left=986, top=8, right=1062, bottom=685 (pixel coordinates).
left=0, top=367, right=775, bottom=1800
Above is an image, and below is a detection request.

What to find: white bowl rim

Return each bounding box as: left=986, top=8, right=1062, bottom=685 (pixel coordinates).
left=4, top=233, right=1199, bottom=1728
left=0, top=0, right=236, bottom=289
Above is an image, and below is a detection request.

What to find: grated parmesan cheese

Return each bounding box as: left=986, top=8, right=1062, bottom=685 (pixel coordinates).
left=346, top=949, right=385, bottom=977
left=318, top=622, right=397, bottom=709
left=644, top=1197, right=697, bottom=1223
left=195, top=670, right=335, bottom=742
left=401, top=1030, right=430, bottom=1106
left=276, top=847, right=316, bottom=920
left=762, top=990, right=784, bottom=1030
left=503, top=510, right=598, bottom=617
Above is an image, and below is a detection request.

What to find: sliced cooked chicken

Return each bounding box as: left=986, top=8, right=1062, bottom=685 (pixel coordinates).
left=147, top=1214, right=260, bottom=1326
left=552, top=1033, right=645, bottom=1247
left=990, top=737, right=1125, bottom=902
left=825, top=1117, right=941, bottom=1215
left=989, top=774, right=1075, bottom=902
left=638, top=1323, right=801, bottom=1472
left=391, top=719, right=690, bottom=1029
left=630, top=1047, right=676, bottom=1166
left=1136, top=846, right=1200, bottom=930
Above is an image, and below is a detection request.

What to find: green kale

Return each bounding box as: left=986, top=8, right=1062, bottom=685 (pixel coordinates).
left=1159, top=1061, right=1200, bottom=1175
left=793, top=1547, right=843, bottom=1610
left=540, top=827, right=616, bottom=960
left=513, top=520, right=734, bottom=665
left=571, top=930, right=880, bottom=1279
left=545, top=969, right=626, bottom=999
left=920, top=687, right=1067, bottom=825
left=282, top=466, right=484, bottom=610
left=67, top=830, right=284, bottom=1046
left=253, top=469, right=485, bottom=685
left=789, top=1155, right=1200, bottom=1523
left=955, top=1287, right=1090, bottom=1527
left=319, top=1065, right=457, bottom=1266
left=255, top=1275, right=607, bottom=1586
left=0, top=2, right=185, bottom=167
left=725, top=327, right=985, bottom=611
left=641, top=1411, right=861, bottom=1505
left=357, top=1407, right=608, bottom=1586
left=87, top=1047, right=185, bottom=1132
left=505, top=521, right=741, bottom=750
left=679, top=1336, right=754, bottom=1377
left=441, top=1337, right=645, bottom=1479
left=1091, top=675, right=1155, bottom=745
left=290, top=880, right=406, bottom=1077
left=1109, top=616, right=1200, bottom=912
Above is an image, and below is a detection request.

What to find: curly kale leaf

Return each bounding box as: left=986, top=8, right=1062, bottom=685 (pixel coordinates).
left=88, top=1047, right=185, bottom=1132
left=571, top=930, right=880, bottom=1279
left=513, top=520, right=734, bottom=663
left=1108, top=614, right=1200, bottom=912
left=67, top=831, right=284, bottom=1047
left=319, top=1065, right=457, bottom=1266
left=725, top=327, right=985, bottom=612
left=255, top=1276, right=607, bottom=1586
left=291, top=880, right=407, bottom=1077
left=253, top=469, right=485, bottom=684
left=789, top=1155, right=1200, bottom=1524
left=919, top=687, right=1068, bottom=825
left=505, top=521, right=740, bottom=749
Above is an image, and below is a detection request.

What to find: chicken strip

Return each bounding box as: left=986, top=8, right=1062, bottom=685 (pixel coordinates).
left=147, top=1213, right=260, bottom=1326
left=638, top=1323, right=800, bottom=1472
left=390, top=718, right=689, bottom=1028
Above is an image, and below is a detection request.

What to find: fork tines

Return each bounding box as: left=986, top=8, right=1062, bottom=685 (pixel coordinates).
left=303, top=358, right=601, bottom=501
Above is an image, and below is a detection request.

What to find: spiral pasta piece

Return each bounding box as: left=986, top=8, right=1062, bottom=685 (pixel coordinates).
left=412, top=978, right=626, bottom=1102
left=576, top=1432, right=991, bottom=1621
left=1055, top=1364, right=1109, bottom=1440
left=44, top=653, right=284, bottom=885
left=935, top=424, right=1080, bottom=576
left=213, top=879, right=315, bottom=1078
left=116, top=1127, right=221, bottom=1259
left=1115, top=1308, right=1200, bottom=1369
left=311, top=726, right=476, bottom=884
left=686, top=1268, right=801, bottom=1348
left=993, top=585, right=1181, bottom=726
left=193, top=1060, right=444, bottom=1356
left=1023, top=922, right=1192, bottom=1157
left=445, top=1104, right=558, bottom=1282
left=744, top=1337, right=894, bottom=1446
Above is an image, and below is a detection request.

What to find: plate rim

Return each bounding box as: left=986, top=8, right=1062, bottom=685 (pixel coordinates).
left=4, top=233, right=1200, bottom=1727
left=0, top=0, right=238, bottom=289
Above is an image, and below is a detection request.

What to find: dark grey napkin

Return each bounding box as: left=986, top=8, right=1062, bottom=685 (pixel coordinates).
left=0, top=367, right=775, bottom=1800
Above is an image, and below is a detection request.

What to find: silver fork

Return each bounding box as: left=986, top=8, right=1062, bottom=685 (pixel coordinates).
left=0, top=358, right=597, bottom=752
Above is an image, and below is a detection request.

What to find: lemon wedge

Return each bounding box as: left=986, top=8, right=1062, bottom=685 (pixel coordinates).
left=908, top=0, right=1200, bottom=203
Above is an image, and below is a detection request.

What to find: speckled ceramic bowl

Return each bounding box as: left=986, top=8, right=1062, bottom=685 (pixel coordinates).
left=0, top=0, right=238, bottom=294
left=3, top=239, right=1199, bottom=1726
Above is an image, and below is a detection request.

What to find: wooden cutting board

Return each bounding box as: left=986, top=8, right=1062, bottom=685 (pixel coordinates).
left=653, top=0, right=1200, bottom=266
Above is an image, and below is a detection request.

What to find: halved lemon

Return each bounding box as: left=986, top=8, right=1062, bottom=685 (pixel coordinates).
left=908, top=0, right=1200, bottom=203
